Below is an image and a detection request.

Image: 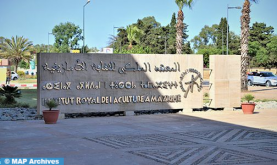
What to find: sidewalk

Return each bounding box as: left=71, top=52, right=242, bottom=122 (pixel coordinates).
left=1, top=109, right=277, bottom=165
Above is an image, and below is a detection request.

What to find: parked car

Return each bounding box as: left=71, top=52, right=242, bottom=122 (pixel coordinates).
left=248, top=71, right=277, bottom=87
left=11, top=71, right=19, bottom=80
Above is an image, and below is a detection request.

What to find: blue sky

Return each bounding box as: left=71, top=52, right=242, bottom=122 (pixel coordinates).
left=0, top=0, right=276, bottom=50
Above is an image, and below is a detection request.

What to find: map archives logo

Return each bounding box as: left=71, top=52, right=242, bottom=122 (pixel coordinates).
left=0, top=158, right=64, bottom=165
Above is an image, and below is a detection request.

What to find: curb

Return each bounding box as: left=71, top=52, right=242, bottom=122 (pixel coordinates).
left=1, top=84, right=37, bottom=88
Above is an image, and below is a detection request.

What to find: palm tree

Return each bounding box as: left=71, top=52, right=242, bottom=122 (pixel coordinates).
left=0, top=85, right=21, bottom=104
left=108, top=35, right=117, bottom=48
left=126, top=25, right=144, bottom=50
left=0, top=36, right=33, bottom=72
left=175, top=0, right=193, bottom=54
left=240, top=0, right=257, bottom=91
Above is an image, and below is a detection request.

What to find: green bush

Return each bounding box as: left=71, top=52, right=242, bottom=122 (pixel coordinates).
left=0, top=85, right=21, bottom=104
left=19, top=103, right=30, bottom=108
left=255, top=99, right=277, bottom=102
left=0, top=103, right=15, bottom=108
left=0, top=102, right=30, bottom=108
left=114, top=45, right=153, bottom=54
left=242, top=94, right=255, bottom=103
left=45, top=100, right=59, bottom=110
left=24, top=75, right=37, bottom=79
left=0, top=96, right=4, bottom=104
left=17, top=71, right=25, bottom=78
left=19, top=60, right=30, bottom=69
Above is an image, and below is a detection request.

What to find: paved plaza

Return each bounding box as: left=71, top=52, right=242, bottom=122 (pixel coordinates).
left=1, top=109, right=277, bottom=165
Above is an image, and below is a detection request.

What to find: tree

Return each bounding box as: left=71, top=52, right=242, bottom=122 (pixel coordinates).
left=191, top=24, right=218, bottom=50
left=197, top=47, right=221, bottom=68
left=108, top=35, right=117, bottom=48
left=228, top=32, right=241, bottom=55
left=113, top=15, right=189, bottom=54
left=183, top=41, right=193, bottom=54
left=175, top=0, right=193, bottom=54
left=88, top=47, right=99, bottom=53
left=114, top=28, right=128, bottom=53
left=266, top=36, right=277, bottom=68
left=0, top=36, right=32, bottom=72
left=0, top=36, right=5, bottom=54
left=134, top=17, right=165, bottom=54
left=141, top=16, right=161, bottom=28
left=0, top=36, right=4, bottom=44
left=250, top=22, right=274, bottom=48
left=191, top=18, right=240, bottom=55
left=245, top=22, right=274, bottom=67
left=248, top=36, right=277, bottom=69
left=0, top=37, right=5, bottom=58
left=167, top=13, right=177, bottom=54
left=126, top=25, right=144, bottom=49
left=19, top=60, right=30, bottom=69
left=52, top=22, right=82, bottom=53
left=216, top=18, right=228, bottom=53
left=114, top=45, right=153, bottom=54
left=240, top=0, right=257, bottom=91
left=255, top=47, right=268, bottom=67
left=248, top=41, right=260, bottom=58
left=30, top=44, right=48, bottom=54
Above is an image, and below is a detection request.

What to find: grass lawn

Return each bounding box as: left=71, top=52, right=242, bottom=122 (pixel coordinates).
left=16, top=89, right=37, bottom=108
left=12, top=79, right=37, bottom=84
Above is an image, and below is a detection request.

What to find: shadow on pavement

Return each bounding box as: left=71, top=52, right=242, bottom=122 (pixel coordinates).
left=250, top=87, right=277, bottom=92
left=1, top=111, right=277, bottom=165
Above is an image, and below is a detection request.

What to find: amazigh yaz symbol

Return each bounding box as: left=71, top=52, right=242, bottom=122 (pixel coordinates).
left=179, top=69, right=203, bottom=98
left=183, top=74, right=201, bottom=98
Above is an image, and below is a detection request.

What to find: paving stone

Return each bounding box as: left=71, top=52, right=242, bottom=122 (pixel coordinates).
left=0, top=109, right=277, bottom=165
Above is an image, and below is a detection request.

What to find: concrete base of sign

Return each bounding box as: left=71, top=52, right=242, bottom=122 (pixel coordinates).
left=224, top=107, right=234, bottom=111
left=59, top=114, right=65, bottom=119
left=124, top=111, right=135, bottom=116
left=179, top=108, right=193, bottom=113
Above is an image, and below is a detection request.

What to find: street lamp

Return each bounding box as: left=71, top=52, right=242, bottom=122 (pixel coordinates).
left=83, top=0, right=90, bottom=53
left=164, top=36, right=167, bottom=54
left=158, top=36, right=168, bottom=54
left=48, top=32, right=53, bottom=53
left=227, top=4, right=241, bottom=55
left=222, top=29, right=224, bottom=55
left=113, top=26, right=123, bottom=52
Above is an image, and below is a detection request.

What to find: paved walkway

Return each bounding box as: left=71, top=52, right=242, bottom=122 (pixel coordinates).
left=1, top=109, right=277, bottom=165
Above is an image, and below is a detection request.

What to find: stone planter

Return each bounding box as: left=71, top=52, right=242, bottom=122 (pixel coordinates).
left=241, top=103, right=255, bottom=114
left=43, top=110, right=60, bottom=124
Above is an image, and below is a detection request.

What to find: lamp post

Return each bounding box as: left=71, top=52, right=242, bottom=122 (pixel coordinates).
left=83, top=0, right=90, bottom=53
left=48, top=32, right=52, bottom=53
left=164, top=36, right=167, bottom=54
left=158, top=36, right=168, bottom=54
left=113, top=26, right=120, bottom=52
left=222, top=29, right=224, bottom=54
left=113, top=26, right=123, bottom=53
left=227, top=5, right=241, bottom=55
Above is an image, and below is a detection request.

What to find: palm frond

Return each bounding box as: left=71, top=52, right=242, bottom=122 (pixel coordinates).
left=126, top=25, right=144, bottom=44
left=1, top=36, right=33, bottom=71
left=175, top=0, right=194, bottom=10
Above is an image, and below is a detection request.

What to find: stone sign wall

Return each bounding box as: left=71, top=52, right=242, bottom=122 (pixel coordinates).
left=38, top=53, right=203, bottom=114
left=209, top=55, right=241, bottom=109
